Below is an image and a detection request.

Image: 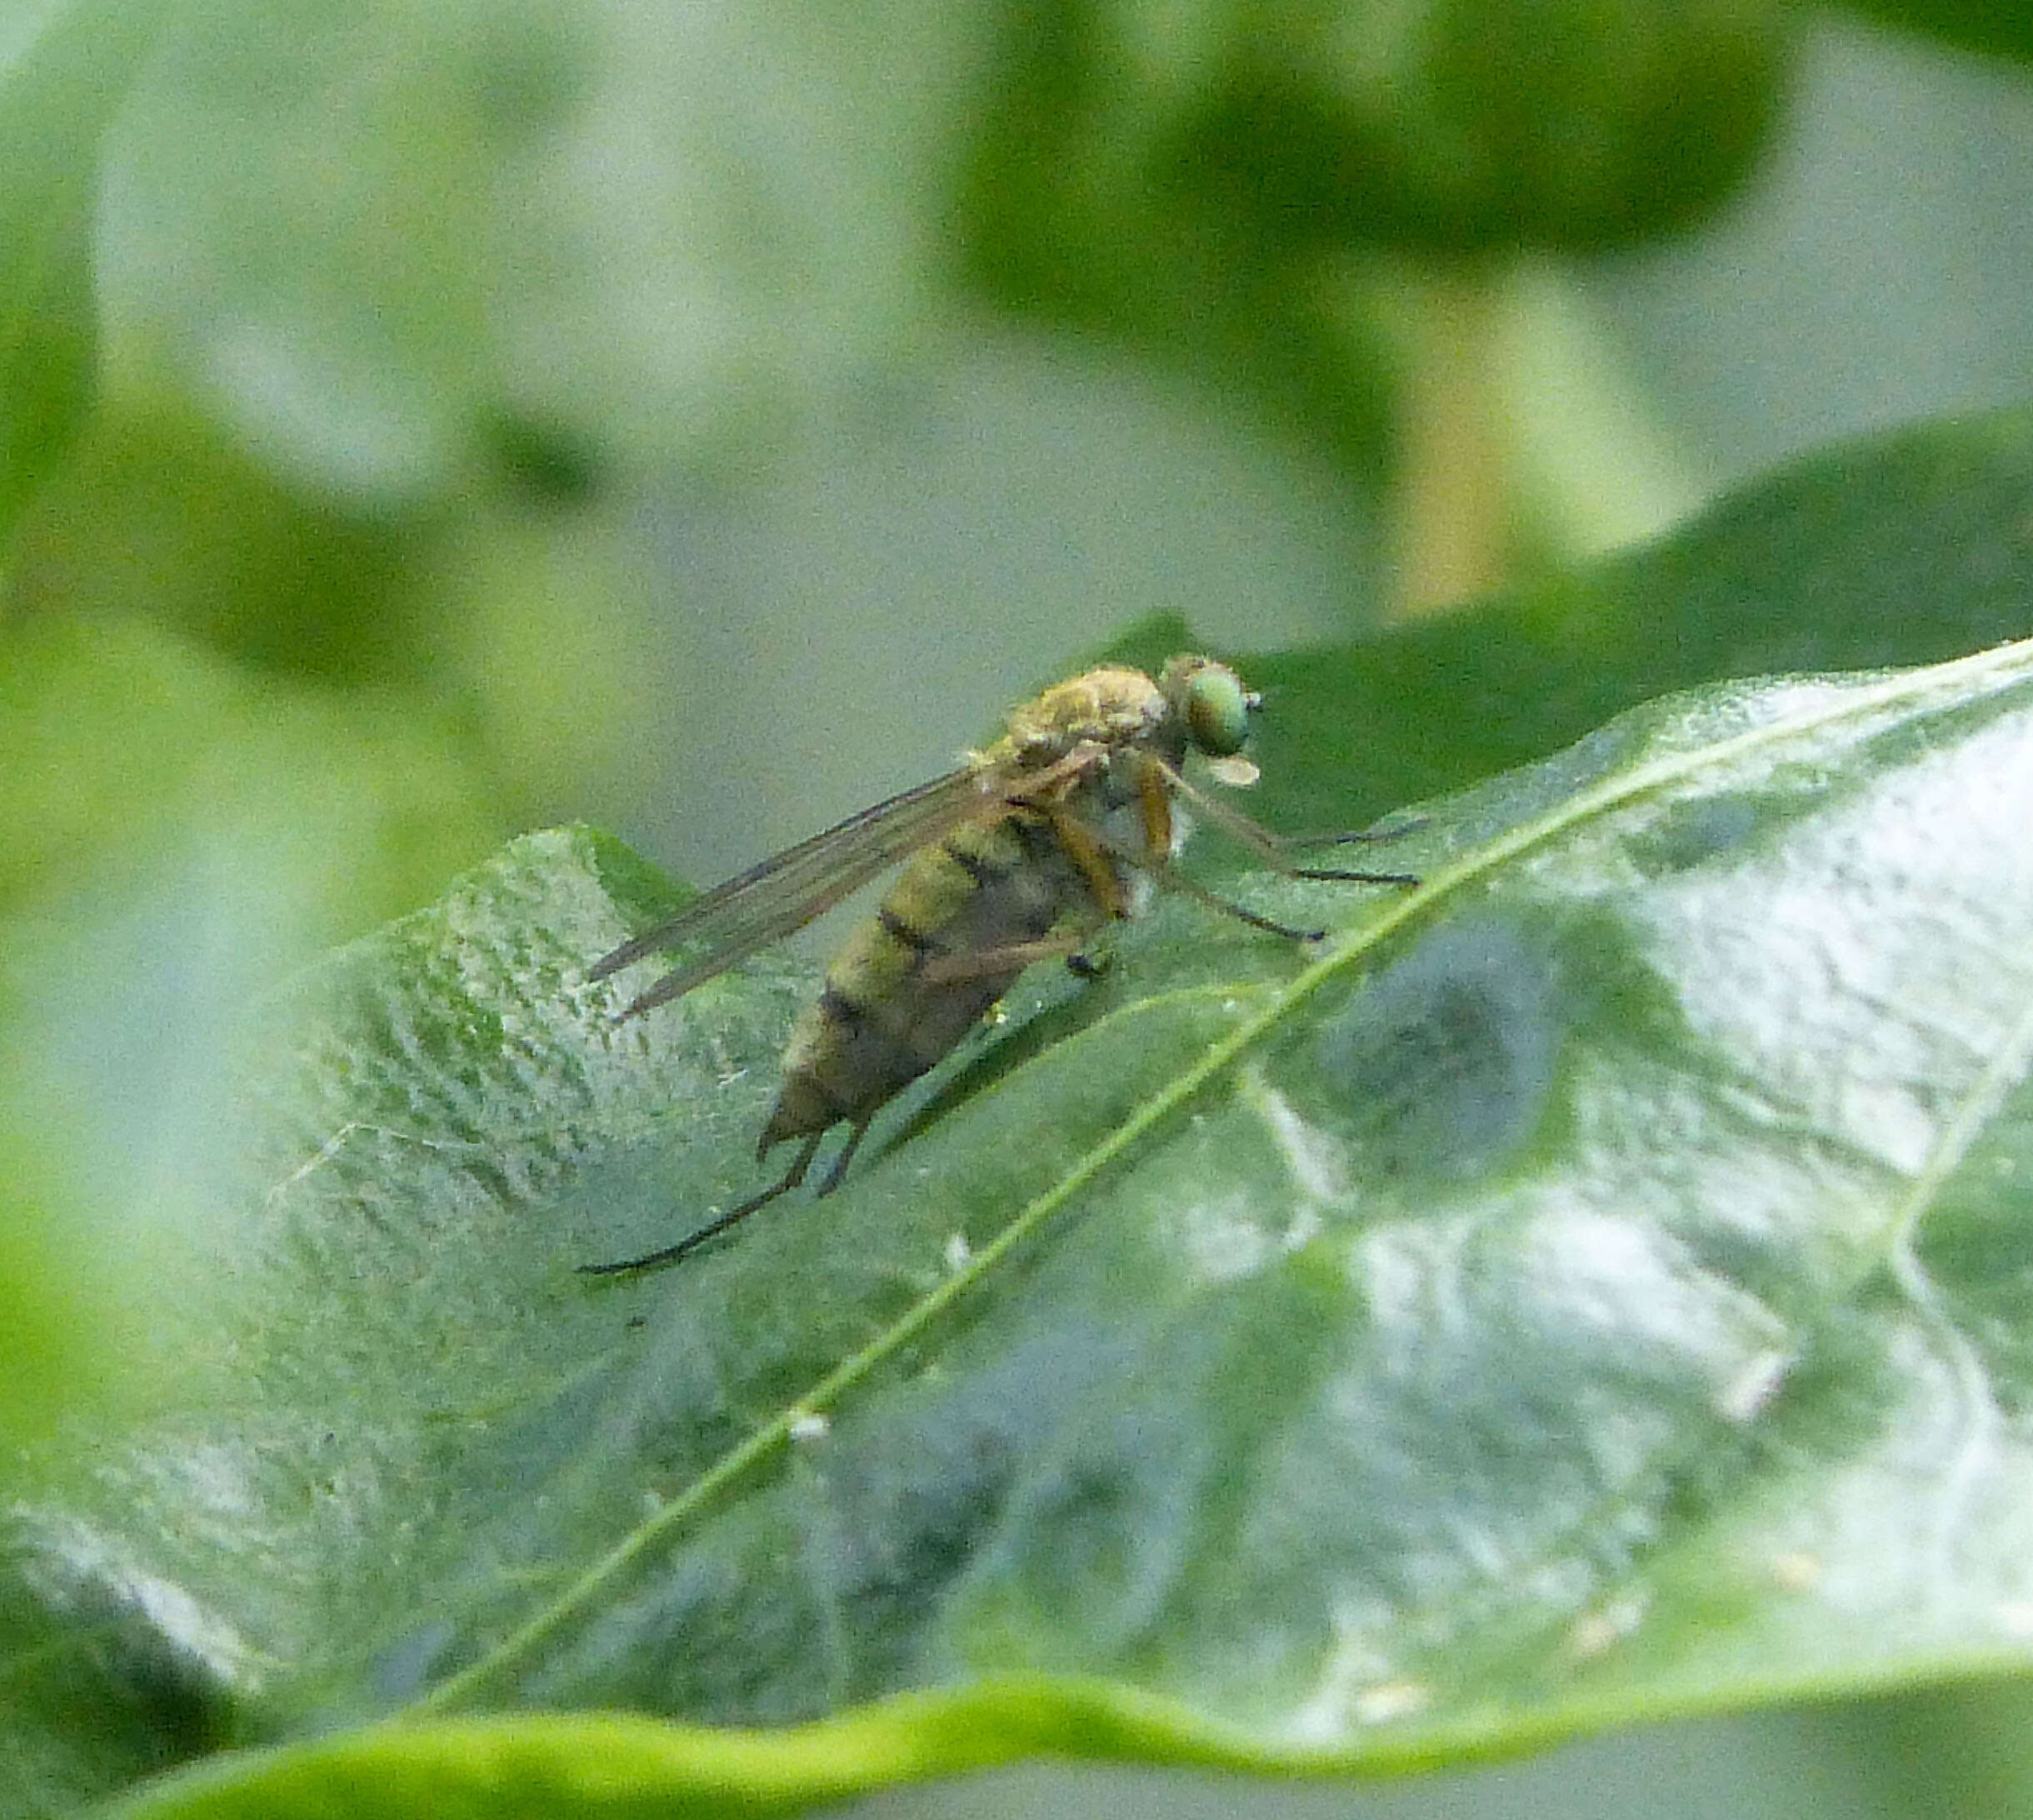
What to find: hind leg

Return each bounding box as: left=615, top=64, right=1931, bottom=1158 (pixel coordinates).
left=578, top=1129, right=826, bottom=1275
left=814, top=1117, right=875, bottom=1196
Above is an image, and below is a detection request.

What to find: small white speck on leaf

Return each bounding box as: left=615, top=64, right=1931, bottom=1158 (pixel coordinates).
left=1351, top=1680, right=1431, bottom=1725
left=1568, top=1592, right=1649, bottom=1658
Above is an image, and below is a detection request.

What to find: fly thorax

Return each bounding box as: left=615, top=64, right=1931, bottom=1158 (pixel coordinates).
left=1004, top=665, right=1167, bottom=759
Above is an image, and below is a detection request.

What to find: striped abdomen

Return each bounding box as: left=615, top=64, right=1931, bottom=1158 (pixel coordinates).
left=758, top=805, right=1102, bottom=1154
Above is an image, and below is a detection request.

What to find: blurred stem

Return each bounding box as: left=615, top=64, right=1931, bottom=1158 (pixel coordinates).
left=1387, top=260, right=1511, bottom=620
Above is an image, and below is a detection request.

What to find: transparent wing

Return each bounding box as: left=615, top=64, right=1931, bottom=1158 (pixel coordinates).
left=589, top=763, right=1014, bottom=1020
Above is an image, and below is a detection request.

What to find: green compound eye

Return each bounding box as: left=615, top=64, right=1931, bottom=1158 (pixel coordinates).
left=1184, top=664, right=1253, bottom=757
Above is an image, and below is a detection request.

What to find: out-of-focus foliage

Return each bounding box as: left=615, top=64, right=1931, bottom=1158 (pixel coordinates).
left=5, top=2, right=2033, bottom=1819
left=1836, top=0, right=2033, bottom=62
left=87, top=0, right=976, bottom=512
left=0, top=617, right=500, bottom=1452
left=8, top=410, right=2033, bottom=1818
left=0, top=0, right=172, bottom=548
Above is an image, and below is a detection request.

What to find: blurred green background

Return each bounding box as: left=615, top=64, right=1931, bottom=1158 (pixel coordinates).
left=7, top=0, right=2033, bottom=1814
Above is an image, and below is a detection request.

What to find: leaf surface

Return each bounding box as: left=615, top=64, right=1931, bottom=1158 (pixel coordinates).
left=23, top=635, right=2033, bottom=1817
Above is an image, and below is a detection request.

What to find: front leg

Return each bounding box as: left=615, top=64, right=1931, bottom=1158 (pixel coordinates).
left=1148, top=755, right=1421, bottom=886
left=920, top=932, right=1092, bottom=985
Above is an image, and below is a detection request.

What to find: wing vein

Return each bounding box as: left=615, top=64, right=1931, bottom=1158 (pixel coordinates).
left=589, top=765, right=1007, bottom=1016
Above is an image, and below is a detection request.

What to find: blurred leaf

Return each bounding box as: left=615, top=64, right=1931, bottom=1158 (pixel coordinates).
left=5, top=403, right=429, bottom=686
left=962, top=0, right=1791, bottom=331
left=0, top=617, right=502, bottom=1468
left=1163, top=0, right=1792, bottom=253
left=93, top=0, right=987, bottom=507
left=960, top=0, right=1790, bottom=496
left=1237, top=407, right=2033, bottom=834
left=957, top=0, right=1398, bottom=484
left=23, top=622, right=2033, bottom=1814
left=0, top=0, right=172, bottom=561
left=0, top=1135, right=107, bottom=1454
left=0, top=617, right=502, bottom=932
left=1827, top=1677, right=2033, bottom=1818
left=1833, top=0, right=2033, bottom=62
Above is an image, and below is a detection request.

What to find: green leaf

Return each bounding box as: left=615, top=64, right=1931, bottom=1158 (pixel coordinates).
left=962, top=0, right=1791, bottom=299
left=0, top=0, right=173, bottom=559
left=93, top=0, right=982, bottom=503
left=1240, top=408, right=2033, bottom=836
left=956, top=0, right=1397, bottom=485
left=0, top=617, right=502, bottom=1471
left=1162, top=0, right=1792, bottom=254
left=1832, top=0, right=2033, bottom=62
left=80, top=1692, right=1372, bottom=1820
left=23, top=628, right=2033, bottom=1816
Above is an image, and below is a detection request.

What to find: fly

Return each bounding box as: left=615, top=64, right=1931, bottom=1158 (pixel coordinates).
left=582, top=653, right=1417, bottom=1272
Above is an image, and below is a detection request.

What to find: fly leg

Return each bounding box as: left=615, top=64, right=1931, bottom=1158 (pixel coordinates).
left=1282, top=818, right=1430, bottom=879
left=913, top=930, right=1111, bottom=990
left=1076, top=759, right=1416, bottom=940
left=1064, top=808, right=1336, bottom=939
left=920, top=932, right=1091, bottom=986
left=577, top=1129, right=825, bottom=1275
left=1286, top=861, right=1422, bottom=884
left=1285, top=815, right=1428, bottom=848
left=1127, top=852, right=1335, bottom=942
left=814, top=1117, right=875, bottom=1196
left=1147, top=757, right=1421, bottom=886
left=1041, top=775, right=1347, bottom=942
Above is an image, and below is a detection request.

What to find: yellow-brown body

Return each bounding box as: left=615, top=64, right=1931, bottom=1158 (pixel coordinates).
left=762, top=665, right=1179, bottom=1156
